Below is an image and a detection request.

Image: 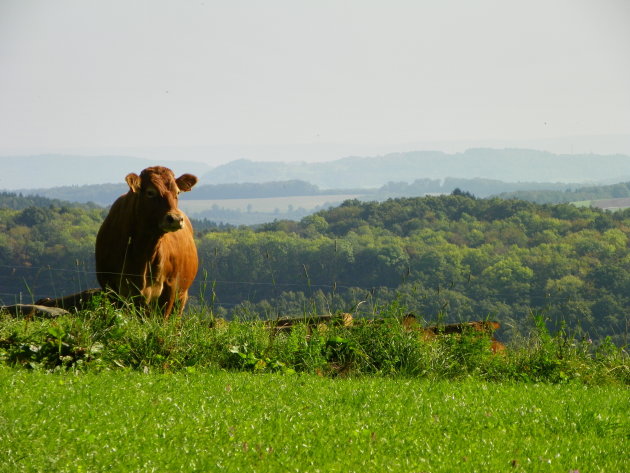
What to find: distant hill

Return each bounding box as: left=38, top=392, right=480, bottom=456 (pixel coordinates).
left=10, top=176, right=629, bottom=227
left=374, top=177, right=585, bottom=200
left=0, top=191, right=102, bottom=211
left=13, top=180, right=363, bottom=207
left=0, top=155, right=211, bottom=190
left=13, top=177, right=582, bottom=208
left=204, top=149, right=630, bottom=188
left=4, top=149, right=630, bottom=194
left=10, top=183, right=128, bottom=206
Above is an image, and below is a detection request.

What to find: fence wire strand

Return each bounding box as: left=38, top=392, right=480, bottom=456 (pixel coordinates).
left=0, top=263, right=604, bottom=310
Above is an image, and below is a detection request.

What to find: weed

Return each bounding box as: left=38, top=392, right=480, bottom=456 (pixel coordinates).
left=0, top=301, right=627, bottom=383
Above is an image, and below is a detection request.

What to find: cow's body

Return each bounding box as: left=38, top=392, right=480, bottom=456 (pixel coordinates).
left=95, top=166, right=198, bottom=317
left=402, top=315, right=506, bottom=353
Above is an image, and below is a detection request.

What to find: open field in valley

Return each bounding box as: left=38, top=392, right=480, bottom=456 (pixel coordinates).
left=572, top=197, right=630, bottom=211
left=179, top=194, right=363, bottom=214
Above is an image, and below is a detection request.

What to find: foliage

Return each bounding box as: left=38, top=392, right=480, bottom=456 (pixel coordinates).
left=0, top=302, right=627, bottom=384
left=0, top=201, right=103, bottom=303
left=202, top=195, right=630, bottom=344
left=2, top=192, right=630, bottom=345
left=0, top=298, right=627, bottom=472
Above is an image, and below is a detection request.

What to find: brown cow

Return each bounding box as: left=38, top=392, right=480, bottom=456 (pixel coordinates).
left=402, top=315, right=506, bottom=353
left=95, top=166, right=198, bottom=317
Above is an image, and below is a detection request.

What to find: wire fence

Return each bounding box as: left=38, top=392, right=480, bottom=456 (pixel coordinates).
left=3, top=262, right=629, bottom=344
left=0, top=262, right=604, bottom=310
left=0, top=264, right=386, bottom=309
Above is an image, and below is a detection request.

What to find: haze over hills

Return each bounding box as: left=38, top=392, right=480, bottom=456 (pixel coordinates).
left=2, top=148, right=630, bottom=191
left=0, top=155, right=212, bottom=191
left=203, top=149, right=630, bottom=188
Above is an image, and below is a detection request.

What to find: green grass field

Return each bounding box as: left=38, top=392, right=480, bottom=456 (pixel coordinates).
left=570, top=200, right=592, bottom=208
left=1, top=304, right=628, bottom=472
left=1, top=369, right=628, bottom=473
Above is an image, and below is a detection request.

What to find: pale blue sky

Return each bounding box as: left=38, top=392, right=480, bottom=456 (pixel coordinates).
left=1, top=0, right=629, bottom=163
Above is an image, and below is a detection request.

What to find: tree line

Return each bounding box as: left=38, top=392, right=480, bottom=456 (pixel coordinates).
left=499, top=181, right=630, bottom=204
left=14, top=177, right=617, bottom=208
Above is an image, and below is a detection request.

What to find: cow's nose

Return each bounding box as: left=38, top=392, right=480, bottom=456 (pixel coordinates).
left=166, top=214, right=183, bottom=225
left=162, top=212, right=185, bottom=231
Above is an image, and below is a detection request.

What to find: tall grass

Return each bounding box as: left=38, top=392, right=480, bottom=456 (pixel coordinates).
left=1, top=299, right=627, bottom=384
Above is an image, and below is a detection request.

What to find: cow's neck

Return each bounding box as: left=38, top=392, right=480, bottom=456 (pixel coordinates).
left=125, top=228, right=165, bottom=271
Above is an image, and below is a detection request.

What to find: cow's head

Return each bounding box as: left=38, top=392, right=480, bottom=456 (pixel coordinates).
left=125, top=166, right=197, bottom=233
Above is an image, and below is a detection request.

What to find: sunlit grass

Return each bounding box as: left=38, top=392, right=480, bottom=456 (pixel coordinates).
left=0, top=369, right=627, bottom=473
left=1, top=302, right=628, bottom=472
left=0, top=303, right=627, bottom=384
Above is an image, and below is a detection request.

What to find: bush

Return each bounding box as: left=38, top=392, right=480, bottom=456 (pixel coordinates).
left=0, top=302, right=627, bottom=384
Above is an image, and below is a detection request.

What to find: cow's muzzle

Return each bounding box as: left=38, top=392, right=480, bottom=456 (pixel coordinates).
left=160, top=211, right=185, bottom=232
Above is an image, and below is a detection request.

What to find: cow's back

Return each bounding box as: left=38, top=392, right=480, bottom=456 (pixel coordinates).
left=95, top=193, right=136, bottom=293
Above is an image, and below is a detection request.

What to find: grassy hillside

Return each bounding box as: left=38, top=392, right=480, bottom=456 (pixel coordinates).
left=1, top=302, right=627, bottom=381
left=1, top=287, right=628, bottom=471
left=1, top=369, right=627, bottom=473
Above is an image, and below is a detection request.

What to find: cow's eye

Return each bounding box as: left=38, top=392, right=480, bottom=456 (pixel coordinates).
left=146, top=188, right=158, bottom=198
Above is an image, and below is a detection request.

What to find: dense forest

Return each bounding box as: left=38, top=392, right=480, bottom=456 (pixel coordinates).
left=0, top=192, right=628, bottom=345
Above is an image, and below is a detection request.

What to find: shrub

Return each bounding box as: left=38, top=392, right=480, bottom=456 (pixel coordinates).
left=0, top=302, right=627, bottom=384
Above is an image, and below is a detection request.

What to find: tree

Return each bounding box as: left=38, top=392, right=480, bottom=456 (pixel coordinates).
left=481, top=257, right=534, bottom=304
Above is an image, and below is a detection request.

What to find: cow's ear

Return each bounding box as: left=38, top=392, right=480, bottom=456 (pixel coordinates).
left=125, top=173, right=141, bottom=193
left=176, top=174, right=198, bottom=192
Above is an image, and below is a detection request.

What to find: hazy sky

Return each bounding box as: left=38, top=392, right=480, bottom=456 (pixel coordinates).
left=1, top=0, right=629, bottom=163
